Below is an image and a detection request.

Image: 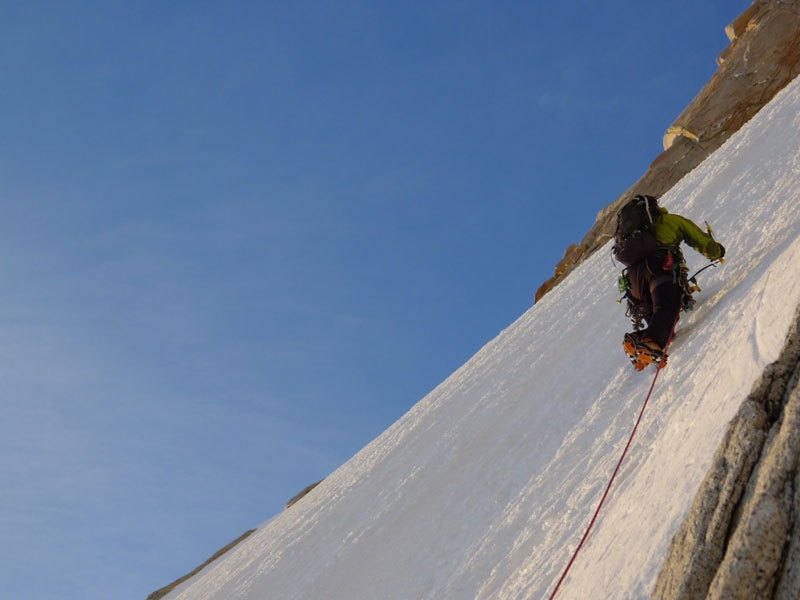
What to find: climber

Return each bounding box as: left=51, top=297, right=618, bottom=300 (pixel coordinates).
left=613, top=194, right=725, bottom=370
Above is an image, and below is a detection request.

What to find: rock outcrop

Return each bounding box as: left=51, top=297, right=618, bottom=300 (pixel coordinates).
left=146, top=481, right=324, bottom=600
left=146, top=529, right=256, bottom=600
left=535, top=0, right=800, bottom=303
left=284, top=479, right=323, bottom=509
left=652, top=305, right=800, bottom=599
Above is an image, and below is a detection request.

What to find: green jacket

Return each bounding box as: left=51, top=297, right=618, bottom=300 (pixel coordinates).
left=652, top=208, right=724, bottom=260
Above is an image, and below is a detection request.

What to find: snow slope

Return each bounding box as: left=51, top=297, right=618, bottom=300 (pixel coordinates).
left=164, top=75, right=800, bottom=600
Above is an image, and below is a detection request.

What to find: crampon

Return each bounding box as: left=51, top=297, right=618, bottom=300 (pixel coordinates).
left=622, top=333, right=667, bottom=371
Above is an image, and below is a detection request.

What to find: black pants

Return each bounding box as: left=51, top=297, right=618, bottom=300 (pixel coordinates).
left=627, top=254, right=682, bottom=348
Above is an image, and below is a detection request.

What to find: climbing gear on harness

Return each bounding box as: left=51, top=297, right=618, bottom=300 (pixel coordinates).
left=617, top=272, right=630, bottom=294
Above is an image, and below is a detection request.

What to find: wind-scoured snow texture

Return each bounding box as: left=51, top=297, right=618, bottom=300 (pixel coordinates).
left=163, top=75, right=800, bottom=600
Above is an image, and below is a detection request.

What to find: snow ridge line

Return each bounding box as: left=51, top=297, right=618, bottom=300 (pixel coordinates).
left=547, top=317, right=679, bottom=599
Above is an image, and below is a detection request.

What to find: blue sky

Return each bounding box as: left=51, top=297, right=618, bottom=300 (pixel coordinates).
left=0, top=2, right=749, bottom=598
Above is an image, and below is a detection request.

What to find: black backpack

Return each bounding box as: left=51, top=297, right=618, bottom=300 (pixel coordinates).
left=613, top=195, right=661, bottom=266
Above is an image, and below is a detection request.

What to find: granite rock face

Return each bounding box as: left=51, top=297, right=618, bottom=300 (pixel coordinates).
left=652, top=306, right=800, bottom=600
left=535, top=0, right=800, bottom=303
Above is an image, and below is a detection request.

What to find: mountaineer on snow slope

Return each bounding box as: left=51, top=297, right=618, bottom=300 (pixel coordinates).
left=613, top=194, right=726, bottom=370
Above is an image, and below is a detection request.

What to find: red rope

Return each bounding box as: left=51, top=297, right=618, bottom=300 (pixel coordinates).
left=546, top=317, right=679, bottom=599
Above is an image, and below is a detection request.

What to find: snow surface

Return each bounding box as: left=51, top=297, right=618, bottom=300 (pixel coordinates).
left=164, top=75, right=800, bottom=600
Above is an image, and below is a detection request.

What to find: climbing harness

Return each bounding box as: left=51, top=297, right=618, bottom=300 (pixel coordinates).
left=616, top=248, right=699, bottom=330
